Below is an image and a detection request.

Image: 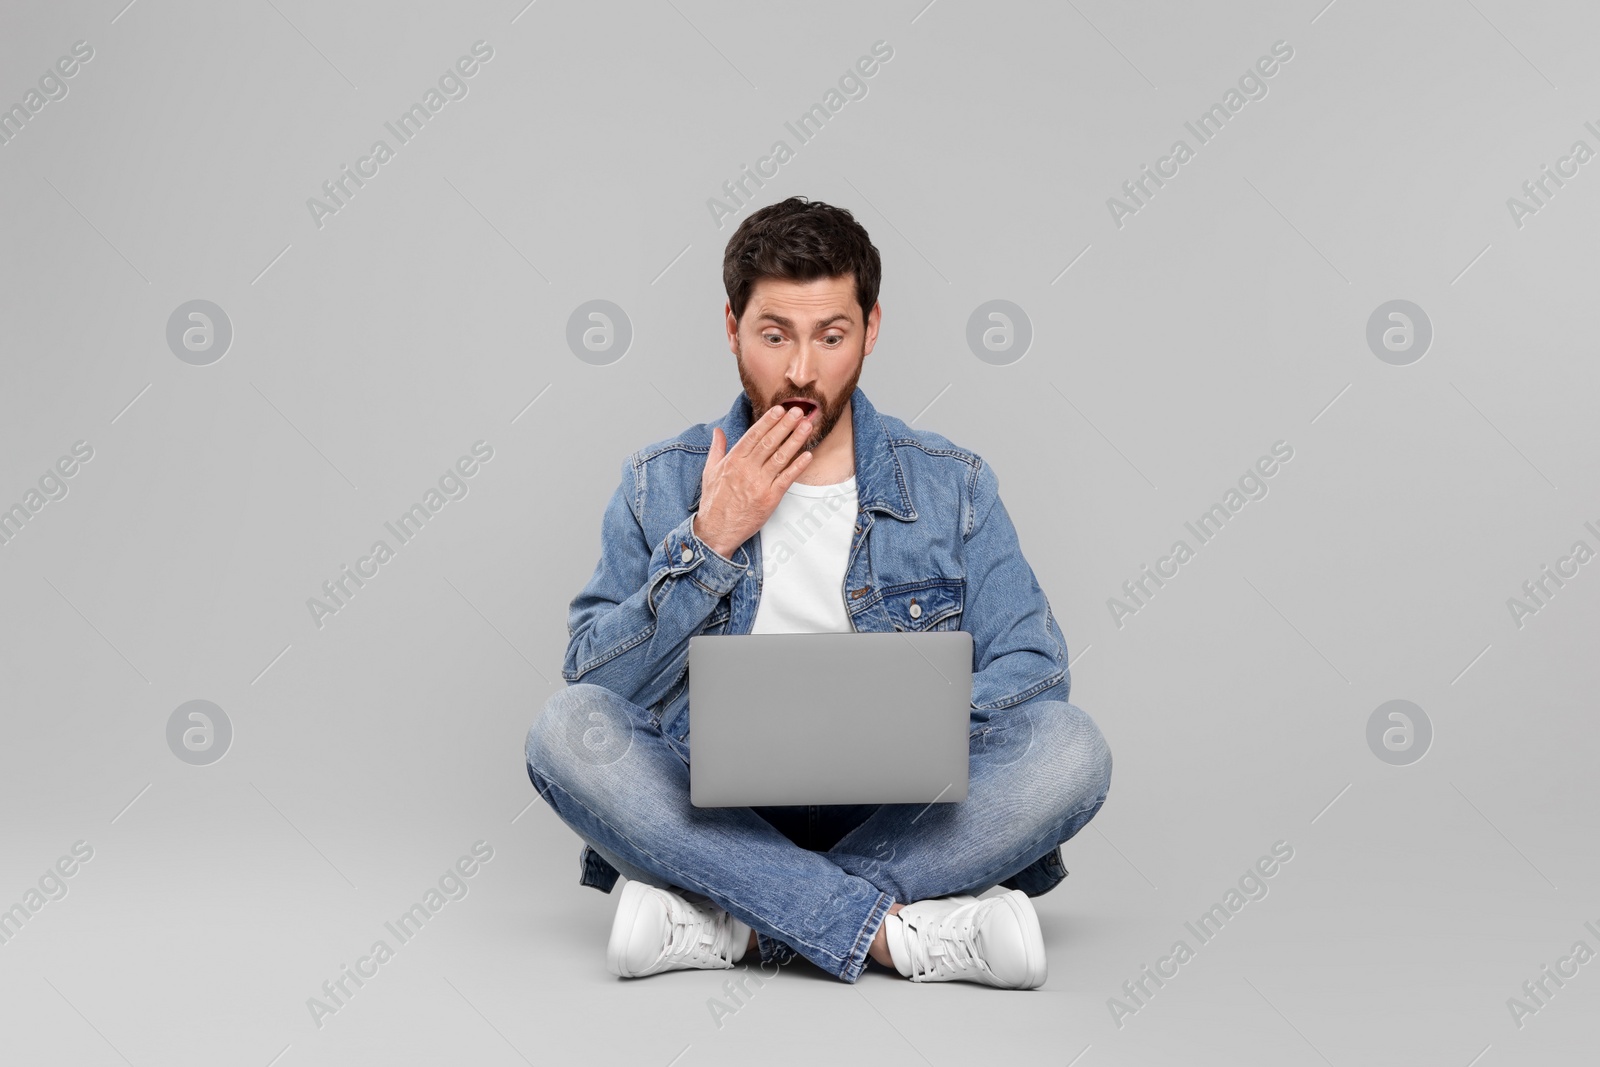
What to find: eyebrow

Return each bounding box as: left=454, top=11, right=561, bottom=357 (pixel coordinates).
left=756, top=312, right=853, bottom=330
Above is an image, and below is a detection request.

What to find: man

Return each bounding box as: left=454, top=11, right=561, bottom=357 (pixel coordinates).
left=525, top=197, right=1111, bottom=988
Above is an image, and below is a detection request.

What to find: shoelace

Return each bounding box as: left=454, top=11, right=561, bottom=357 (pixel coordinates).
left=661, top=894, right=738, bottom=968
left=905, top=899, right=988, bottom=980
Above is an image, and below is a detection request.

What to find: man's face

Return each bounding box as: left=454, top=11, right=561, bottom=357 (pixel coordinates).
left=726, top=275, right=880, bottom=455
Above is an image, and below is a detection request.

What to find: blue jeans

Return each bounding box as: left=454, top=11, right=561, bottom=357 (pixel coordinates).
left=524, top=683, right=1112, bottom=983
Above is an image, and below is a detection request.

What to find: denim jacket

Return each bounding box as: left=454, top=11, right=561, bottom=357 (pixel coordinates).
left=563, top=386, right=1073, bottom=896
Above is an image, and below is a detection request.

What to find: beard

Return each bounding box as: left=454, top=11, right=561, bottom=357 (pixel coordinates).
left=734, top=338, right=864, bottom=455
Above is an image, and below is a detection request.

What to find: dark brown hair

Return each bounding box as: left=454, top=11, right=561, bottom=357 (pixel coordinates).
left=722, top=197, right=882, bottom=325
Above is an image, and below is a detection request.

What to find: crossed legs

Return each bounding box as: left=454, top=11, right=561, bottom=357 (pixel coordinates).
left=525, top=683, right=1111, bottom=982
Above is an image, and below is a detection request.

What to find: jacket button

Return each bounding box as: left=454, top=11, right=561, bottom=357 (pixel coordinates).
left=680, top=546, right=693, bottom=564
left=909, top=601, right=922, bottom=619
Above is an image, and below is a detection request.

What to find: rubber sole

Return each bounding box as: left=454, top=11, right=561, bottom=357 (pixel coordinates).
left=995, top=889, right=1048, bottom=989
left=606, top=879, right=655, bottom=978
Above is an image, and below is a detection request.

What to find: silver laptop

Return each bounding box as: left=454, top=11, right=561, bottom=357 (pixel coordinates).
left=688, top=631, right=973, bottom=807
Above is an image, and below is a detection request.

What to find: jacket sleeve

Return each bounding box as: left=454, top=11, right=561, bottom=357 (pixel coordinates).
left=562, top=454, right=750, bottom=709
left=963, top=455, right=1070, bottom=715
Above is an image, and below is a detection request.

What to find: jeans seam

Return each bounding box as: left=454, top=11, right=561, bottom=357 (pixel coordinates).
left=1051, top=792, right=1109, bottom=851
left=842, top=890, right=894, bottom=983
left=533, top=770, right=862, bottom=973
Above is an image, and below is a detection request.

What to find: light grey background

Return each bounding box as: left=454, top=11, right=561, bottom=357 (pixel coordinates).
left=2, top=1, right=1596, bottom=1064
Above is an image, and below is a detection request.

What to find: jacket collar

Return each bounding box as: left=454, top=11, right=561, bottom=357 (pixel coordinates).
left=696, top=386, right=917, bottom=521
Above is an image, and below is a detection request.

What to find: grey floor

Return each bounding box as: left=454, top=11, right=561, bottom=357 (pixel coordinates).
left=4, top=0, right=1599, bottom=1064
left=5, top=612, right=1595, bottom=1066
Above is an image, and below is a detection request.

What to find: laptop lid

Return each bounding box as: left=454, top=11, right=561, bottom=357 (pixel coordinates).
left=688, top=631, right=973, bottom=807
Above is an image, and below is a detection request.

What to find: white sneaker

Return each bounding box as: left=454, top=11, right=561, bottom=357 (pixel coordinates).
left=606, top=879, right=752, bottom=978
left=884, top=889, right=1047, bottom=988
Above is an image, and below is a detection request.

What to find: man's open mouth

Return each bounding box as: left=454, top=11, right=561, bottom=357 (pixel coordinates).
left=780, top=398, right=819, bottom=418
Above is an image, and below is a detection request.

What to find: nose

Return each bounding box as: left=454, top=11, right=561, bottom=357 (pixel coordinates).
left=785, top=347, right=819, bottom=393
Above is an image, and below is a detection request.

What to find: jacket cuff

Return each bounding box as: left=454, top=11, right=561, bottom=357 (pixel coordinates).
left=654, top=512, right=749, bottom=599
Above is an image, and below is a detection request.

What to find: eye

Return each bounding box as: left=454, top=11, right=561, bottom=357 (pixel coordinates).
left=762, top=332, right=784, bottom=344
left=822, top=335, right=843, bottom=346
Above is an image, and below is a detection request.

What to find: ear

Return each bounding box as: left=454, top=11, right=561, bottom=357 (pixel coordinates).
left=862, top=301, right=882, bottom=357
left=725, top=302, right=740, bottom=356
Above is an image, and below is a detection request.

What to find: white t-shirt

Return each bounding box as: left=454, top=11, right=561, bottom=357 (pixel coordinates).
left=750, top=476, right=858, bottom=634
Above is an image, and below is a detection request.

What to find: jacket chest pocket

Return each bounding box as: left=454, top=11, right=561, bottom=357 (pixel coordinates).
left=879, top=577, right=964, bottom=632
